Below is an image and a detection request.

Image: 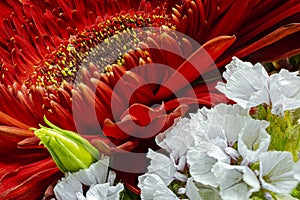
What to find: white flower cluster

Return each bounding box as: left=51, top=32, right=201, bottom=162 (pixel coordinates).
left=216, top=57, right=300, bottom=116
left=54, top=156, right=124, bottom=200
left=139, top=104, right=300, bottom=200
left=138, top=57, right=300, bottom=200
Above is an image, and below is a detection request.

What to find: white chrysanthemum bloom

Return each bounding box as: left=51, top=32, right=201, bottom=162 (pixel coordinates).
left=54, top=157, right=124, bottom=200
left=138, top=173, right=179, bottom=200
left=212, top=162, right=260, bottom=200
left=216, top=57, right=300, bottom=115
left=259, top=151, right=298, bottom=194
left=293, top=160, right=300, bottom=181
left=216, top=57, right=270, bottom=109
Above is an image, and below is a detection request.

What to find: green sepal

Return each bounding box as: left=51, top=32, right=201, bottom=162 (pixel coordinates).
left=34, top=117, right=100, bottom=172
left=43, top=116, right=100, bottom=160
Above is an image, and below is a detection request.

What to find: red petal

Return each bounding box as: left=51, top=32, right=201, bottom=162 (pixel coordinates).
left=103, top=118, right=131, bottom=140
left=236, top=24, right=300, bottom=59
left=0, top=111, right=30, bottom=129
left=120, top=103, right=165, bottom=126
left=155, top=35, right=236, bottom=100
left=0, top=158, right=61, bottom=200
left=0, top=125, right=33, bottom=142
left=248, top=31, right=300, bottom=62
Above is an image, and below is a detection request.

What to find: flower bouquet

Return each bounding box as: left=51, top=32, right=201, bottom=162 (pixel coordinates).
left=0, top=0, right=300, bottom=200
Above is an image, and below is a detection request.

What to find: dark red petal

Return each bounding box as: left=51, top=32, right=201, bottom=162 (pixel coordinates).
left=120, top=103, right=166, bottom=126
left=0, top=125, right=33, bottom=142
left=103, top=118, right=132, bottom=140
left=236, top=24, right=300, bottom=60
left=104, top=103, right=188, bottom=140
left=155, top=35, right=236, bottom=100
left=248, top=31, right=300, bottom=62
left=0, top=158, right=61, bottom=200
left=17, top=136, right=44, bottom=150
left=0, top=111, right=30, bottom=129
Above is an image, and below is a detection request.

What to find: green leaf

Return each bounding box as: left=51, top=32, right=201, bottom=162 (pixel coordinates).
left=120, top=188, right=140, bottom=200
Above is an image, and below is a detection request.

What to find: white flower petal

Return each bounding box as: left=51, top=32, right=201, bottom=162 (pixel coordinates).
left=194, top=104, right=251, bottom=146
left=224, top=147, right=240, bottom=161
left=206, top=103, right=250, bottom=120
left=185, top=178, right=203, bottom=200
left=276, top=194, right=299, bottom=200
left=293, top=160, right=300, bottom=181
left=77, top=182, right=124, bottom=200
left=174, top=171, right=188, bottom=182
left=190, top=106, right=211, bottom=121
left=138, top=173, right=178, bottom=200
left=193, top=122, right=226, bottom=147
left=176, top=156, right=187, bottom=171
left=107, top=170, right=116, bottom=186
left=259, top=151, right=298, bottom=194
left=270, top=69, right=300, bottom=115
left=156, top=118, right=195, bottom=160
left=238, top=119, right=270, bottom=165
left=203, top=141, right=230, bottom=163
left=54, top=158, right=116, bottom=200
left=187, top=146, right=220, bottom=187
left=76, top=192, right=86, bottom=200
left=54, top=174, right=83, bottom=200
left=216, top=57, right=270, bottom=109
left=146, top=149, right=177, bottom=185
left=177, top=187, right=186, bottom=195
left=212, top=162, right=260, bottom=200
left=107, top=183, right=124, bottom=200
left=72, top=156, right=109, bottom=185
left=83, top=183, right=110, bottom=200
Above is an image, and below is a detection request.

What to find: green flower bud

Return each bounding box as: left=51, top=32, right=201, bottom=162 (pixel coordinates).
left=34, top=116, right=100, bottom=172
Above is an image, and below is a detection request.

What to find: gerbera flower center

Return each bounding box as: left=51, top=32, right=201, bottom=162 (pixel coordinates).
left=26, top=13, right=172, bottom=88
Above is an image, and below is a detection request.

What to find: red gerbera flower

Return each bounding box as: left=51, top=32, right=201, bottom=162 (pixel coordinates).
left=0, top=0, right=299, bottom=199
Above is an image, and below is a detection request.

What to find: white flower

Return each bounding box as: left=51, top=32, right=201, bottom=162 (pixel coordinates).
left=269, top=69, right=300, bottom=115
left=146, top=149, right=179, bottom=185
left=187, top=145, right=221, bottom=187
left=54, top=157, right=124, bottom=200
left=237, top=119, right=270, bottom=165
left=216, top=57, right=270, bottom=109
left=259, top=151, right=298, bottom=194
left=185, top=178, right=222, bottom=200
left=186, top=103, right=270, bottom=187
left=156, top=118, right=195, bottom=161
left=216, top=57, right=300, bottom=115
left=138, top=173, right=179, bottom=200
left=76, top=183, right=124, bottom=200
left=71, top=157, right=109, bottom=185
left=192, top=104, right=251, bottom=147
left=212, top=162, right=260, bottom=200
left=200, top=102, right=250, bottom=120
left=185, top=178, right=203, bottom=200
left=54, top=175, right=83, bottom=200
